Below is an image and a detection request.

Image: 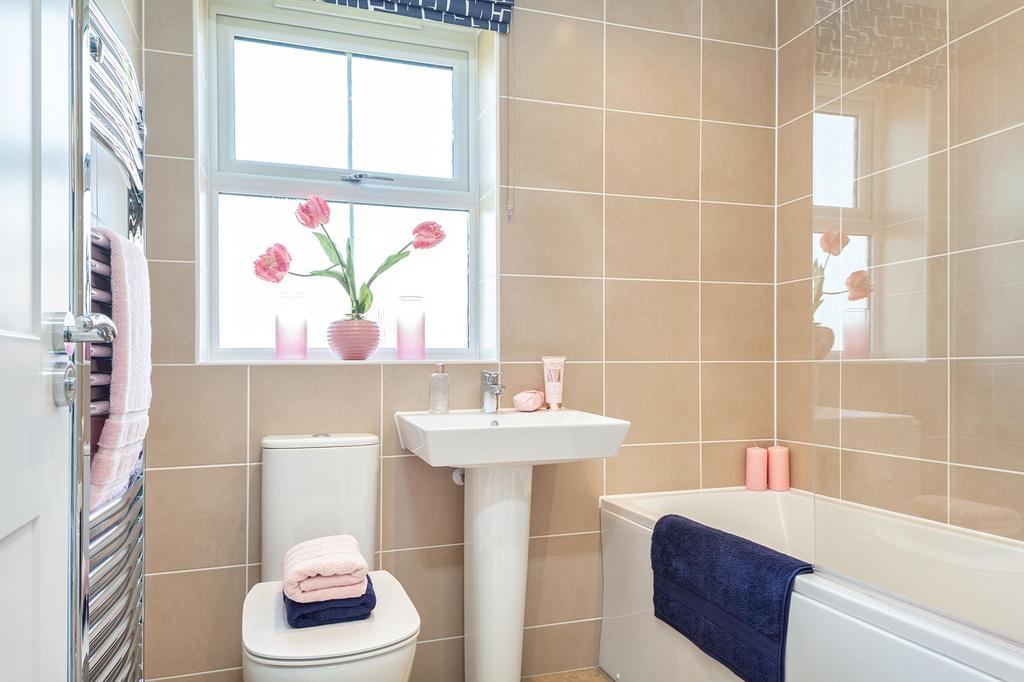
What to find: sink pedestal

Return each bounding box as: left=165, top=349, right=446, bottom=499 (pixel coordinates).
left=463, top=464, right=533, bottom=682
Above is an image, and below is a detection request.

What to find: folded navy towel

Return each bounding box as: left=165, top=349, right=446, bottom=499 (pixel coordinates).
left=651, top=515, right=812, bottom=682
left=283, top=575, right=377, bottom=629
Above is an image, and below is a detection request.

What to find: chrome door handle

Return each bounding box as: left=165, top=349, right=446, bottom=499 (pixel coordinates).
left=51, top=360, right=78, bottom=408
left=65, top=312, right=117, bottom=343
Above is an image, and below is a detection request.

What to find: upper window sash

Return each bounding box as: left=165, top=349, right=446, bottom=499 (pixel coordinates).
left=213, top=15, right=474, bottom=194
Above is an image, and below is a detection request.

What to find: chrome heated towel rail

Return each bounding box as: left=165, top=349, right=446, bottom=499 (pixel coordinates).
left=73, top=2, right=146, bottom=680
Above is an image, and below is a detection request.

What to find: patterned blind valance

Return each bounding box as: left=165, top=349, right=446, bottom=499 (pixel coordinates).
left=323, top=0, right=514, bottom=33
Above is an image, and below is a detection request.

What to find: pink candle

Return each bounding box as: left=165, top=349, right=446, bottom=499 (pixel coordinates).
left=768, top=445, right=790, bottom=491
left=396, top=296, right=426, bottom=360
left=745, top=446, right=768, bottom=491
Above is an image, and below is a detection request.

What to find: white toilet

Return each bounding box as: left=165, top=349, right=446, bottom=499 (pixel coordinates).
left=242, top=434, right=420, bottom=681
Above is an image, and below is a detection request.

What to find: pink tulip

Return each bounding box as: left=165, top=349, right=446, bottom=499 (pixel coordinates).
left=412, top=221, right=445, bottom=250
left=819, top=230, right=849, bottom=257
left=846, top=270, right=872, bottom=301
left=295, top=196, right=330, bottom=228
left=254, top=243, right=292, bottom=283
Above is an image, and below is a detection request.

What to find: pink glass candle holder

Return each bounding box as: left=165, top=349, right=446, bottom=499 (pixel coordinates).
left=396, top=296, right=426, bottom=360
left=275, top=292, right=308, bottom=361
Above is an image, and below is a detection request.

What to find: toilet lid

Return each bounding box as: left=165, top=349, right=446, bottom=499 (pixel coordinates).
left=242, top=570, right=421, bottom=662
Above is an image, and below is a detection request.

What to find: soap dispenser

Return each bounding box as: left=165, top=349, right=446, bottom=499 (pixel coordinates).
left=428, top=363, right=450, bottom=414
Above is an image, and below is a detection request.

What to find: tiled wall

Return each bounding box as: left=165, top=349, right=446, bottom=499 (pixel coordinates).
left=139, top=1, right=778, bottom=680
left=776, top=0, right=1024, bottom=540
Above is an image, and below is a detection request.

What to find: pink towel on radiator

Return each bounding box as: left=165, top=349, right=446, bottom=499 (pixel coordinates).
left=90, top=228, right=152, bottom=510
left=282, top=535, right=370, bottom=603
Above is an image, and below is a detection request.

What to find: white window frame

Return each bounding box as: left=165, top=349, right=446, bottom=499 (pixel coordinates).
left=204, top=2, right=480, bottom=362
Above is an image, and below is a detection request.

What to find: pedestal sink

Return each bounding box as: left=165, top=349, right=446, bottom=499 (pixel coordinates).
left=395, top=409, right=630, bottom=682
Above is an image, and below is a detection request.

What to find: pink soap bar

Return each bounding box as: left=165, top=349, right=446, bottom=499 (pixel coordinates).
left=768, top=445, right=790, bottom=491
left=513, top=389, right=545, bottom=412
left=745, top=446, right=768, bottom=491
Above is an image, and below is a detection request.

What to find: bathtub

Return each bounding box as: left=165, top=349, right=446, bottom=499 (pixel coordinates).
left=599, top=488, right=1024, bottom=681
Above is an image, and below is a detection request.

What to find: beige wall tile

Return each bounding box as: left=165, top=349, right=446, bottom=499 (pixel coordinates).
left=701, top=363, right=774, bottom=441
left=382, top=456, right=463, bottom=550
left=701, top=441, right=748, bottom=488
left=778, top=29, right=814, bottom=125
left=500, top=276, right=603, bottom=361
left=504, top=99, right=603, bottom=192
left=148, top=365, right=246, bottom=467
left=841, top=360, right=948, bottom=460
left=381, top=545, right=463, bottom=640
left=521, top=620, right=601, bottom=677
left=149, top=261, right=195, bottom=363
left=606, top=27, right=700, bottom=117
left=382, top=363, right=495, bottom=455
left=701, top=203, right=774, bottom=284
left=530, top=459, right=604, bottom=535
left=606, top=112, right=700, bottom=199
left=144, top=0, right=192, bottom=54
left=951, top=359, right=1024, bottom=473
left=500, top=362, right=603, bottom=414
left=605, top=0, right=700, bottom=34
left=525, top=533, right=602, bottom=626
left=863, top=256, right=948, bottom=360
left=411, top=637, right=465, bottom=682
left=841, top=0, right=947, bottom=94
left=778, top=114, right=813, bottom=204
left=850, top=50, right=948, bottom=176
left=776, top=361, right=840, bottom=446
left=606, top=444, right=700, bottom=494
left=515, top=0, right=603, bottom=19
left=950, top=9, right=1024, bottom=144
left=778, top=0, right=816, bottom=46
left=776, top=279, right=816, bottom=361
left=950, top=125, right=1024, bottom=251
left=949, top=465, right=1024, bottom=541
left=703, top=0, right=775, bottom=47
left=777, top=200, right=841, bottom=283
left=605, top=280, right=699, bottom=361
left=144, top=567, right=245, bottom=678
left=145, top=156, right=195, bottom=261
left=248, top=365, right=381, bottom=459
left=701, top=123, right=775, bottom=205
left=508, top=10, right=603, bottom=106
left=842, top=449, right=947, bottom=521
left=501, top=189, right=603, bottom=276
left=700, top=284, right=774, bottom=361
left=144, top=51, right=194, bottom=158
left=702, top=42, right=775, bottom=127
left=248, top=465, right=261, bottom=564
left=605, top=197, right=699, bottom=280
left=950, top=241, right=1024, bottom=357
left=849, top=154, right=948, bottom=267
left=785, top=441, right=840, bottom=496
left=606, top=363, right=699, bottom=444
left=145, top=466, right=247, bottom=572
left=949, top=0, right=1024, bottom=39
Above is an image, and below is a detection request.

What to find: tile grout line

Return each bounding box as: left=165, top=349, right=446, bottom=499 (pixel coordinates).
left=245, top=364, right=251, bottom=588
left=697, top=0, right=705, bottom=489
left=945, top=0, right=953, bottom=526
left=601, top=0, right=608, bottom=500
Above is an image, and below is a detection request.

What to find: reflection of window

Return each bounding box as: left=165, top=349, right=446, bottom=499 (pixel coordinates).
left=813, top=113, right=858, bottom=208
left=813, top=233, right=870, bottom=354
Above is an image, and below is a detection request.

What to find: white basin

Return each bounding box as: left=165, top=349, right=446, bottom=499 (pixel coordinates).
left=394, top=408, right=630, bottom=468
left=394, top=407, right=630, bottom=682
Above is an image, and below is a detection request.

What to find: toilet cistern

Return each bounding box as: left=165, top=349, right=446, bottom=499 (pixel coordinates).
left=480, top=370, right=504, bottom=413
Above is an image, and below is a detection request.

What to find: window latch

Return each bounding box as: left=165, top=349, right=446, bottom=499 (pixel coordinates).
left=340, top=172, right=395, bottom=183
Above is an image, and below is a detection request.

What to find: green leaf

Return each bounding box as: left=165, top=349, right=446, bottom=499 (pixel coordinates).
left=310, top=269, right=358, bottom=309
left=314, top=232, right=342, bottom=266
left=357, top=283, right=373, bottom=315
left=365, top=249, right=411, bottom=289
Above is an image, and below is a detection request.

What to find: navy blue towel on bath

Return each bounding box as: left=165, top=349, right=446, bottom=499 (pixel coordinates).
left=651, top=515, right=812, bottom=682
left=283, top=574, right=377, bottom=628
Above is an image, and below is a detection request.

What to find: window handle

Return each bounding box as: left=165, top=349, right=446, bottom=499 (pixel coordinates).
left=340, top=172, right=395, bottom=183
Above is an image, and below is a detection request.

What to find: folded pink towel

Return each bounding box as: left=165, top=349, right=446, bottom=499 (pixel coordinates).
left=90, top=228, right=152, bottom=510
left=282, top=535, right=370, bottom=603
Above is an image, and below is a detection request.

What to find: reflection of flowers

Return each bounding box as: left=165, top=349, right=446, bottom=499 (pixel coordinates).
left=812, top=230, right=872, bottom=313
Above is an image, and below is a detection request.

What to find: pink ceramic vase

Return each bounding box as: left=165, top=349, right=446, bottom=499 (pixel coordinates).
left=327, top=317, right=381, bottom=360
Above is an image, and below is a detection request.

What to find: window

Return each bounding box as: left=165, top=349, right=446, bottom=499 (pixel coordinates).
left=207, top=11, right=478, bottom=360
left=812, top=112, right=858, bottom=209
left=812, top=232, right=870, bottom=355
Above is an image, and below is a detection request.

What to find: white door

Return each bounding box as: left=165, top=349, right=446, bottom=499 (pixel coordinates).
left=0, top=0, right=74, bottom=680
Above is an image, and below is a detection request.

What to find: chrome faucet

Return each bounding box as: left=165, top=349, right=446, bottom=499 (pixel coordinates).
left=481, top=370, right=504, bottom=414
